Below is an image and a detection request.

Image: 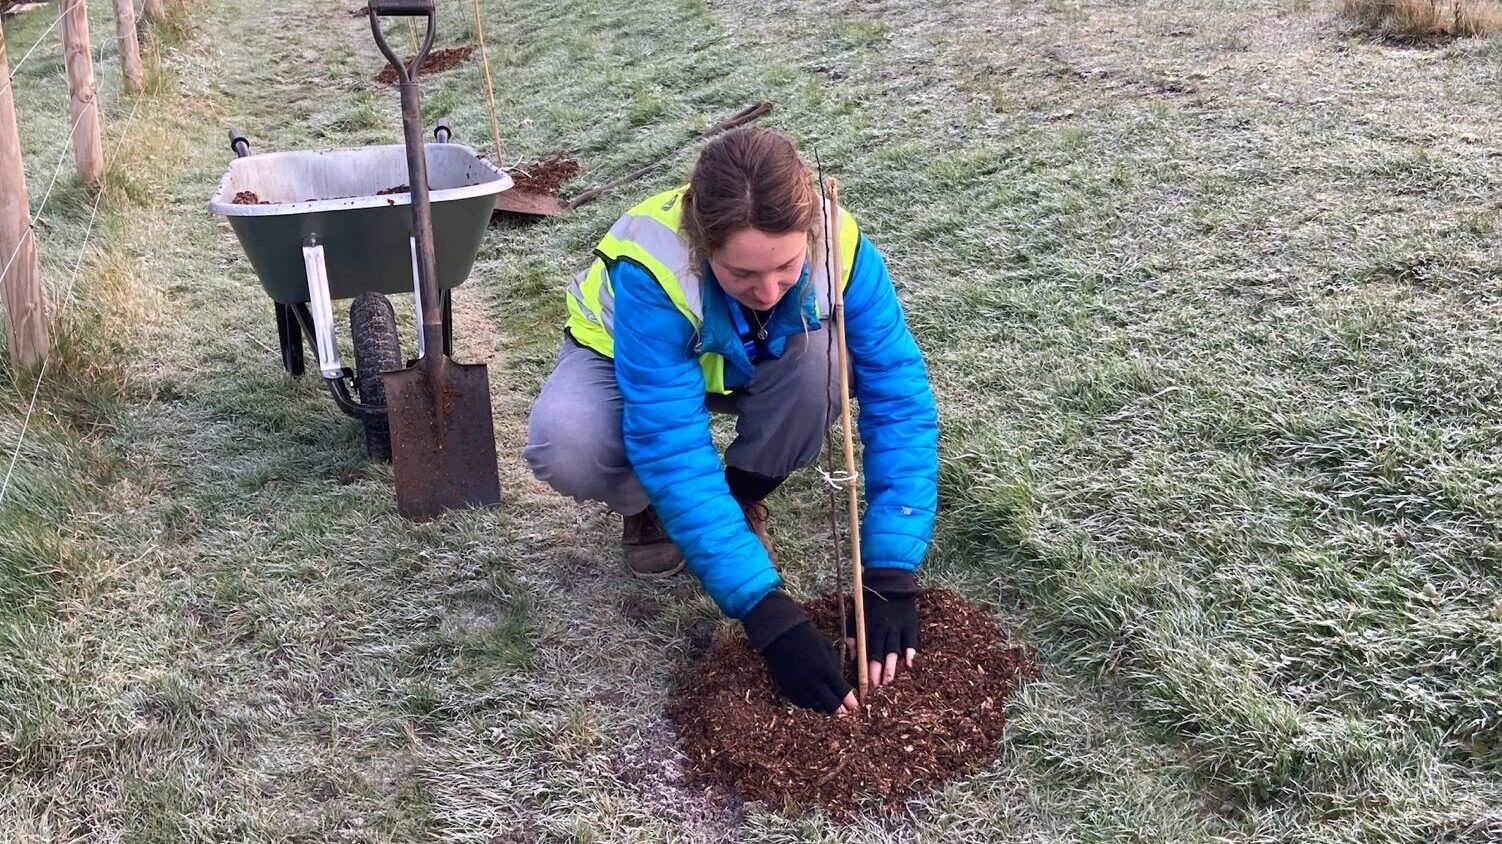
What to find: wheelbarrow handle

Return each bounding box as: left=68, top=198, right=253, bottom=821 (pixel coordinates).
left=368, top=0, right=435, bottom=86
left=434, top=118, right=451, bottom=144
left=228, top=127, right=250, bottom=158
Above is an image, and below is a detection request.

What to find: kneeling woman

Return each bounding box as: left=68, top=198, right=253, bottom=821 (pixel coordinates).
left=525, top=127, right=938, bottom=715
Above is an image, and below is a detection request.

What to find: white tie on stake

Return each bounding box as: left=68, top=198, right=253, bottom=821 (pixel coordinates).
left=818, top=468, right=859, bottom=489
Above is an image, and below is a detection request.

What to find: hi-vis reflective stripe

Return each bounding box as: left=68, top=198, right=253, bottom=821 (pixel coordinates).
left=565, top=260, right=614, bottom=356
left=565, top=197, right=701, bottom=338
left=597, top=219, right=702, bottom=322
left=565, top=185, right=860, bottom=388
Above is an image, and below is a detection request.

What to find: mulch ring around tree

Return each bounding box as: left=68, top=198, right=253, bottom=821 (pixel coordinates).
left=374, top=47, right=474, bottom=84
left=507, top=153, right=580, bottom=196
left=666, top=589, right=1039, bottom=819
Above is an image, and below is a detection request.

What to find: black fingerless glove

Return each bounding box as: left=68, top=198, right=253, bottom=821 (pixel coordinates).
left=744, top=590, right=853, bottom=713
left=847, top=568, right=920, bottom=660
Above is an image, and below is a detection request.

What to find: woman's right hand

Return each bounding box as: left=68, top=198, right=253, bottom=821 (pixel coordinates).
left=762, top=622, right=860, bottom=715
left=743, top=590, right=858, bottom=715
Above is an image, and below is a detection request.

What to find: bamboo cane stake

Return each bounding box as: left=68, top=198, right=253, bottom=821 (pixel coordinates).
left=825, top=178, right=868, bottom=704
left=470, top=0, right=504, bottom=165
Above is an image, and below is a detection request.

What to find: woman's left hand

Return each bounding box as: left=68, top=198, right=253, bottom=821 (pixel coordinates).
left=845, top=569, right=920, bottom=688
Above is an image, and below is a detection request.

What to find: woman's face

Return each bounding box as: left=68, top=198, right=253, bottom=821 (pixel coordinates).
left=709, top=228, right=807, bottom=311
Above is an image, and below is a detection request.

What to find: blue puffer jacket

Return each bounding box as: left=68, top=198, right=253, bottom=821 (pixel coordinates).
left=611, top=234, right=939, bottom=619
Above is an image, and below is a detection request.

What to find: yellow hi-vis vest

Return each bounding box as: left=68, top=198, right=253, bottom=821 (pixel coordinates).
left=565, top=186, right=862, bottom=394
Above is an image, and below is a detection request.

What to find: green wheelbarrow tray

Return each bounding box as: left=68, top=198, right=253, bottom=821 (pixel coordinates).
left=209, top=142, right=511, bottom=304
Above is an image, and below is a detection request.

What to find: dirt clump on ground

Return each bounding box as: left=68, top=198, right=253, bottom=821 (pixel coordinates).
left=231, top=190, right=270, bottom=205
left=666, top=589, right=1038, bottom=818
left=507, top=154, right=580, bottom=196
left=375, top=47, right=474, bottom=84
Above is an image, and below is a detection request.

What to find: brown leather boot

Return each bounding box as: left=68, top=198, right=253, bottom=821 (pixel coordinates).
left=741, top=500, right=777, bottom=563
left=622, top=507, right=684, bottom=579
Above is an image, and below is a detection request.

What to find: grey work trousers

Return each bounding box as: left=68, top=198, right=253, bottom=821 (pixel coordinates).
left=524, top=333, right=839, bottom=515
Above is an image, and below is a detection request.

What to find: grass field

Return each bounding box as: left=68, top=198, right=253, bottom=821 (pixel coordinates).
left=3, top=0, right=1502, bottom=841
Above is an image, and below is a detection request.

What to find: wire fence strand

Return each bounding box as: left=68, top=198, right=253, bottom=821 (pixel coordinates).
left=2, top=0, right=149, bottom=333
left=0, top=0, right=89, bottom=101
left=1, top=77, right=143, bottom=504
left=0, top=87, right=98, bottom=311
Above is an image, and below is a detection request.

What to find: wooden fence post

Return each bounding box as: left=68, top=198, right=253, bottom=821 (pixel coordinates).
left=0, top=19, right=48, bottom=368
left=60, top=0, right=103, bottom=186
left=143, top=0, right=164, bottom=24
left=112, top=0, right=143, bottom=93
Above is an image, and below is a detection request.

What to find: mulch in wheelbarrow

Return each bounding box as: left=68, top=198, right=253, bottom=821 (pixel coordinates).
left=666, top=589, right=1038, bottom=818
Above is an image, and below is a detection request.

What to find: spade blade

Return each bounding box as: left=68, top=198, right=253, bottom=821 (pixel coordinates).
left=383, top=357, right=501, bottom=521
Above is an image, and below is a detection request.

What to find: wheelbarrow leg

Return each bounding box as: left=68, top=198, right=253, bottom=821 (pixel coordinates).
left=290, top=301, right=386, bottom=422
left=276, top=302, right=305, bottom=376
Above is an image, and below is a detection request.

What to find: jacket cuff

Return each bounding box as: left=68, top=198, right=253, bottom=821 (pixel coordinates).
left=741, top=590, right=809, bottom=652
left=863, top=567, right=919, bottom=597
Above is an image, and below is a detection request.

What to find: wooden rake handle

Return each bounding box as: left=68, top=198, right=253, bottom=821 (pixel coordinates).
left=564, top=101, right=775, bottom=210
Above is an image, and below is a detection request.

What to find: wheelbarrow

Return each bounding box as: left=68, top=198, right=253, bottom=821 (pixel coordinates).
left=209, top=0, right=510, bottom=519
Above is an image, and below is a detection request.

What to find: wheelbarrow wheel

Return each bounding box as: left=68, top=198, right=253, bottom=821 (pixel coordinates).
left=350, top=292, right=401, bottom=461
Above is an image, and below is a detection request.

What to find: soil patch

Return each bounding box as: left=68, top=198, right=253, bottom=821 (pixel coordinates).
left=666, top=589, right=1038, bottom=818
left=231, top=190, right=270, bottom=205
left=375, top=47, right=474, bottom=84
left=507, top=154, right=580, bottom=196
left=618, top=592, right=665, bottom=623
left=375, top=184, right=409, bottom=195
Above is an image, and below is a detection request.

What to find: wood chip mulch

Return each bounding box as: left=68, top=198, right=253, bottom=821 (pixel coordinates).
left=666, top=589, right=1038, bottom=818
left=374, top=46, right=474, bottom=84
